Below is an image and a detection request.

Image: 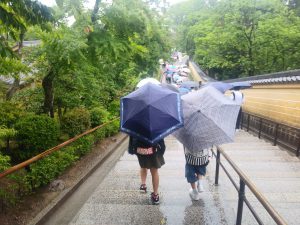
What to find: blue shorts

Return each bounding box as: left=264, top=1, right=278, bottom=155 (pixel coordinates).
left=185, top=163, right=207, bottom=183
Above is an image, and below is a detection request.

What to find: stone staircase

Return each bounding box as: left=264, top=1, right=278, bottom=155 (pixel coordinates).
left=212, top=130, right=300, bottom=225
left=68, top=131, right=300, bottom=225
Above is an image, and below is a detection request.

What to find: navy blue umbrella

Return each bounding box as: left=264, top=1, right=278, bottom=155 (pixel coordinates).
left=120, top=83, right=184, bottom=144
left=229, top=81, right=252, bottom=90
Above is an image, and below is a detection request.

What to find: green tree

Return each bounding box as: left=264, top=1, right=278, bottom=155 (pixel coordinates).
left=0, top=0, right=53, bottom=100
left=169, top=0, right=300, bottom=79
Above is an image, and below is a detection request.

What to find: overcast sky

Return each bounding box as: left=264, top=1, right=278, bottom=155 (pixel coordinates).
left=39, top=0, right=185, bottom=8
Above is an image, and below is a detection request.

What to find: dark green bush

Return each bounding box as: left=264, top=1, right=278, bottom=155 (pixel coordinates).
left=0, top=101, right=22, bottom=152
left=61, top=108, right=91, bottom=137
left=108, top=99, right=120, bottom=117
left=0, top=169, right=29, bottom=208
left=26, top=148, right=78, bottom=188
left=104, top=119, right=120, bottom=137
left=11, top=87, right=44, bottom=114
left=0, top=101, right=24, bottom=127
left=14, top=114, right=60, bottom=160
left=89, top=106, right=110, bottom=128
left=72, top=135, right=94, bottom=157
left=0, top=153, right=11, bottom=172
left=93, top=127, right=106, bottom=143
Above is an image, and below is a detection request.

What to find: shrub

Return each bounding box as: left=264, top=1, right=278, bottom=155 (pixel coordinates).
left=14, top=114, right=60, bottom=160
left=0, top=126, right=17, bottom=149
left=61, top=108, right=91, bottom=137
left=0, top=101, right=22, bottom=152
left=104, top=119, right=120, bottom=137
left=0, top=102, right=23, bottom=127
left=72, top=135, right=94, bottom=157
left=0, top=153, right=10, bottom=172
left=0, top=154, right=20, bottom=208
left=89, top=106, right=110, bottom=128
left=26, top=148, right=78, bottom=188
left=11, top=86, right=44, bottom=114
left=93, top=127, right=106, bottom=143
left=108, top=99, right=120, bottom=117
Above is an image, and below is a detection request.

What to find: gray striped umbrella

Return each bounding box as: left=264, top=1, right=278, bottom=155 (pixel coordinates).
left=173, top=86, right=241, bottom=153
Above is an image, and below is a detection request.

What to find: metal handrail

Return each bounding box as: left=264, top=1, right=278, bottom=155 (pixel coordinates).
left=0, top=117, right=119, bottom=179
left=242, top=111, right=300, bottom=156
left=243, top=111, right=300, bottom=131
left=213, top=146, right=288, bottom=225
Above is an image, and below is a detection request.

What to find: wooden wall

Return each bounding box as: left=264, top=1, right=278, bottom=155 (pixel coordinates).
left=189, top=62, right=300, bottom=128
left=241, top=84, right=300, bottom=128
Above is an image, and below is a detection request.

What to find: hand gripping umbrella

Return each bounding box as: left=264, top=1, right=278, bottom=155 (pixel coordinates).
left=120, top=83, right=184, bottom=144
left=173, top=86, right=240, bottom=153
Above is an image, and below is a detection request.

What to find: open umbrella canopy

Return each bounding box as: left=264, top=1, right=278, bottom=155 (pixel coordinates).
left=173, top=86, right=240, bottom=153
left=181, top=68, right=191, bottom=73
left=229, top=81, right=252, bottom=90
left=160, top=83, right=179, bottom=93
left=136, top=78, right=160, bottom=88
left=180, top=81, right=199, bottom=90
left=120, top=83, right=184, bottom=144
left=202, top=82, right=234, bottom=93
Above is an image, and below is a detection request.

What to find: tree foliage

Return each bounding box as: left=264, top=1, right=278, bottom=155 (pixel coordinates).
left=169, top=0, right=300, bottom=79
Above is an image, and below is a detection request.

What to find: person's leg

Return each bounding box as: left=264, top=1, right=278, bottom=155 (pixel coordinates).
left=150, top=168, right=160, bottom=204
left=150, top=168, right=159, bottom=195
left=140, top=168, right=147, bottom=192
left=186, top=164, right=200, bottom=200
left=140, top=168, right=147, bottom=184
left=190, top=181, right=196, bottom=189
left=197, top=166, right=206, bottom=192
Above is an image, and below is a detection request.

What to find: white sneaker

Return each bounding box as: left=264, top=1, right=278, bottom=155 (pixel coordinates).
left=197, top=180, right=204, bottom=192
left=189, top=188, right=200, bottom=201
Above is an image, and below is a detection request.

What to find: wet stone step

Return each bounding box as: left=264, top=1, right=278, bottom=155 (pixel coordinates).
left=70, top=197, right=228, bottom=225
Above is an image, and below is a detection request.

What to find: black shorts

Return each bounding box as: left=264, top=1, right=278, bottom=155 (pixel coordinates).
left=137, top=152, right=165, bottom=169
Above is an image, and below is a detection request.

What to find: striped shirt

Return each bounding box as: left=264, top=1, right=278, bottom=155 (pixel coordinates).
left=184, top=147, right=209, bottom=166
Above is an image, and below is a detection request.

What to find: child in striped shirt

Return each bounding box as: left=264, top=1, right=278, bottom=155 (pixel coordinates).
left=184, top=147, right=210, bottom=201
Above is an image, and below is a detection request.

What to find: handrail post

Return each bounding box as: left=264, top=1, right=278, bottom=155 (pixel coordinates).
left=297, top=131, right=300, bottom=157
left=247, top=114, right=250, bottom=131
left=241, top=111, right=244, bottom=130
left=215, top=149, right=220, bottom=185
left=258, top=118, right=262, bottom=139
left=236, top=179, right=246, bottom=225
left=274, top=124, right=279, bottom=146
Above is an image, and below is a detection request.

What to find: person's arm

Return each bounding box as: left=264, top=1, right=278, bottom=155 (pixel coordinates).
left=157, top=139, right=166, bottom=155
left=229, top=92, right=235, bottom=101
left=128, top=136, right=136, bottom=155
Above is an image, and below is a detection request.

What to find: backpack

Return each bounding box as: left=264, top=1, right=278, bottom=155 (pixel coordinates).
left=128, top=136, right=165, bottom=156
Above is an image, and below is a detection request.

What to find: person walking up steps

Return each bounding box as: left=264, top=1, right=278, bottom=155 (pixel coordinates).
left=230, top=90, right=245, bottom=131
left=184, top=146, right=209, bottom=201
left=128, top=136, right=166, bottom=205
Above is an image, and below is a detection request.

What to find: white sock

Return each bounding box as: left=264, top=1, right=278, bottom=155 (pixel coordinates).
left=193, top=188, right=198, bottom=194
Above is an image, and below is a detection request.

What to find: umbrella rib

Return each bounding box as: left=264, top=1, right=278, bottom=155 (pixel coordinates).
left=150, top=94, right=182, bottom=121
